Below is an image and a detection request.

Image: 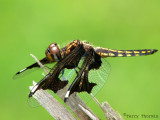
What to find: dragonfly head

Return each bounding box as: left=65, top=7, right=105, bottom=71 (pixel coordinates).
left=45, top=43, right=62, bottom=62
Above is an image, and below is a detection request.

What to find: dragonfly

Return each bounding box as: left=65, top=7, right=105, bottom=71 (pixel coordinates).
left=14, top=40, right=158, bottom=102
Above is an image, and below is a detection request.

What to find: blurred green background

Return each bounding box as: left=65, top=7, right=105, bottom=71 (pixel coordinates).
left=0, top=0, right=159, bottom=120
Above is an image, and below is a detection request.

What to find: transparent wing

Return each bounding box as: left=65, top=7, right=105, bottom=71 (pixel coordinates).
left=27, top=95, right=41, bottom=108
left=89, top=58, right=111, bottom=96
left=13, top=57, right=52, bottom=80
left=59, top=54, right=84, bottom=82
left=13, top=65, right=54, bottom=80
left=78, top=58, right=111, bottom=103
left=28, top=81, right=43, bottom=108
left=62, top=58, right=111, bottom=104
left=59, top=69, right=76, bottom=82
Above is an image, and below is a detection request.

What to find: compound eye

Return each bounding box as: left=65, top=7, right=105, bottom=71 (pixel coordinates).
left=47, top=48, right=50, bottom=53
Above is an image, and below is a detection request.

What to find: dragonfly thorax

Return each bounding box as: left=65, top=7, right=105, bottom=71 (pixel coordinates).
left=45, top=43, right=62, bottom=62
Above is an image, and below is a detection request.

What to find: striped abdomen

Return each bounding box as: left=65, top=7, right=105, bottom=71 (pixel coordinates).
left=95, top=47, right=158, bottom=57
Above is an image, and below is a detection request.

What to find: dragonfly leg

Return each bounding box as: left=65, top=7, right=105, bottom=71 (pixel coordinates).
left=59, top=69, right=65, bottom=80
left=74, top=68, right=79, bottom=76
left=44, top=65, right=52, bottom=70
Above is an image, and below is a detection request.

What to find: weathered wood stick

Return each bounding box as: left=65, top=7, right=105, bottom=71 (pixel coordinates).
left=91, top=94, right=123, bottom=120
left=29, top=81, right=76, bottom=120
